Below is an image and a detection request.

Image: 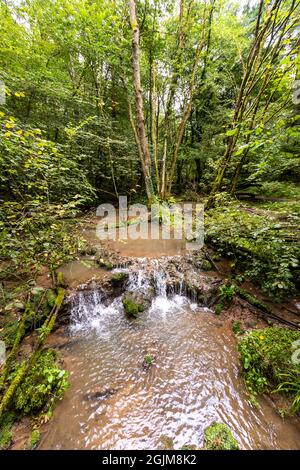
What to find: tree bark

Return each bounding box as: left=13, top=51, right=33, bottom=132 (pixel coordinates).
left=128, top=0, right=155, bottom=202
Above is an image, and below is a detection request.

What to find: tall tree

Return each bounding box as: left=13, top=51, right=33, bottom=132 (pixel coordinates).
left=128, top=0, right=155, bottom=201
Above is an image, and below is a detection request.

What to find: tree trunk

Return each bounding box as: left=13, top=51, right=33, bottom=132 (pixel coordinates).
left=128, top=0, right=155, bottom=202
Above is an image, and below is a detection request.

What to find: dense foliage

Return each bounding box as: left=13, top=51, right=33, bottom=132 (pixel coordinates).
left=205, top=196, right=300, bottom=299
left=239, top=327, right=300, bottom=413
left=0, top=0, right=299, bottom=448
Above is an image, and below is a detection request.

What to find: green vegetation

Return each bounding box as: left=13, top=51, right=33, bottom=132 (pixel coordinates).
left=144, top=355, right=154, bottom=366
left=204, top=423, right=239, bottom=450
left=111, top=272, right=126, bottom=285
left=0, top=412, right=15, bottom=450
left=214, top=282, right=236, bottom=315
left=97, top=258, right=114, bottom=271
left=13, top=349, right=68, bottom=415
left=27, top=429, right=41, bottom=450
left=201, top=259, right=213, bottom=271
left=238, top=328, right=300, bottom=413
left=0, top=0, right=299, bottom=450
left=250, top=182, right=300, bottom=200
left=232, top=322, right=245, bottom=336
left=206, top=199, right=300, bottom=300
left=122, top=296, right=144, bottom=318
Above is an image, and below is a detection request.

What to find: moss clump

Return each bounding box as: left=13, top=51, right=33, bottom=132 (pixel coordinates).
left=238, top=327, right=300, bottom=412
left=111, top=272, right=126, bottom=286
left=97, top=258, right=113, bottom=270
left=12, top=348, right=69, bottom=416
left=202, top=259, right=213, bottom=271
left=204, top=423, right=239, bottom=450
left=0, top=321, right=19, bottom=347
left=122, top=296, right=144, bottom=318
left=0, top=412, right=15, bottom=449
left=27, top=429, right=40, bottom=450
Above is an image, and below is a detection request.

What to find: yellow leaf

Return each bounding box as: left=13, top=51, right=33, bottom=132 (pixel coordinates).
left=14, top=91, right=26, bottom=98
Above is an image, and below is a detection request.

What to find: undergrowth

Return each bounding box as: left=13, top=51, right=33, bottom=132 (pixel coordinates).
left=205, top=196, right=300, bottom=300
left=238, top=327, right=300, bottom=413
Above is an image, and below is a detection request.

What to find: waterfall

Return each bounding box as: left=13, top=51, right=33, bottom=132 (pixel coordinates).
left=68, top=257, right=199, bottom=331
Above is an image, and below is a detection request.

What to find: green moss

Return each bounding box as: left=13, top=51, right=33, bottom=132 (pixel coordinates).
left=204, top=423, right=239, bottom=450
left=27, top=429, right=40, bottom=449
left=238, top=327, right=300, bottom=412
left=111, top=272, right=126, bottom=285
left=13, top=348, right=69, bottom=415
left=0, top=321, right=19, bottom=347
left=0, top=412, right=15, bottom=449
left=202, top=259, right=213, bottom=271
left=122, top=296, right=144, bottom=318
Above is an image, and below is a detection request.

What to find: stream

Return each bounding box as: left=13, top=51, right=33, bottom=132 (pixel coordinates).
left=39, top=252, right=300, bottom=450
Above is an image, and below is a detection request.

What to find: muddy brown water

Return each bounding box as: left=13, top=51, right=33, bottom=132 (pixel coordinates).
left=40, top=269, right=300, bottom=450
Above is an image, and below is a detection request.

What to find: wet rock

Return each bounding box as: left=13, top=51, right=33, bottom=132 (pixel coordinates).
left=97, top=258, right=113, bottom=270
left=84, top=387, right=118, bottom=401
left=122, top=292, right=147, bottom=318
left=111, top=272, right=126, bottom=284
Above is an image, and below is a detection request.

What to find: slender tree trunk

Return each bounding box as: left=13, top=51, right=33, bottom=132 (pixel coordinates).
left=128, top=0, right=155, bottom=202
left=206, top=0, right=282, bottom=208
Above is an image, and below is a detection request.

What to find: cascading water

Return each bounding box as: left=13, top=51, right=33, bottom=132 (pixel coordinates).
left=40, top=258, right=300, bottom=450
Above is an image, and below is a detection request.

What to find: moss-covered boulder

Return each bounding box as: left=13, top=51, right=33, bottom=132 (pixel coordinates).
left=111, top=272, right=127, bottom=286
left=204, top=423, right=239, bottom=450
left=202, top=259, right=213, bottom=271
left=122, top=293, right=146, bottom=318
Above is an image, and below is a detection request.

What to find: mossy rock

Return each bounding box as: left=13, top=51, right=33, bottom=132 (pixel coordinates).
left=204, top=423, right=239, bottom=450
left=122, top=295, right=145, bottom=318
left=111, top=272, right=127, bottom=286
left=202, top=259, right=213, bottom=271
left=97, top=258, right=113, bottom=270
